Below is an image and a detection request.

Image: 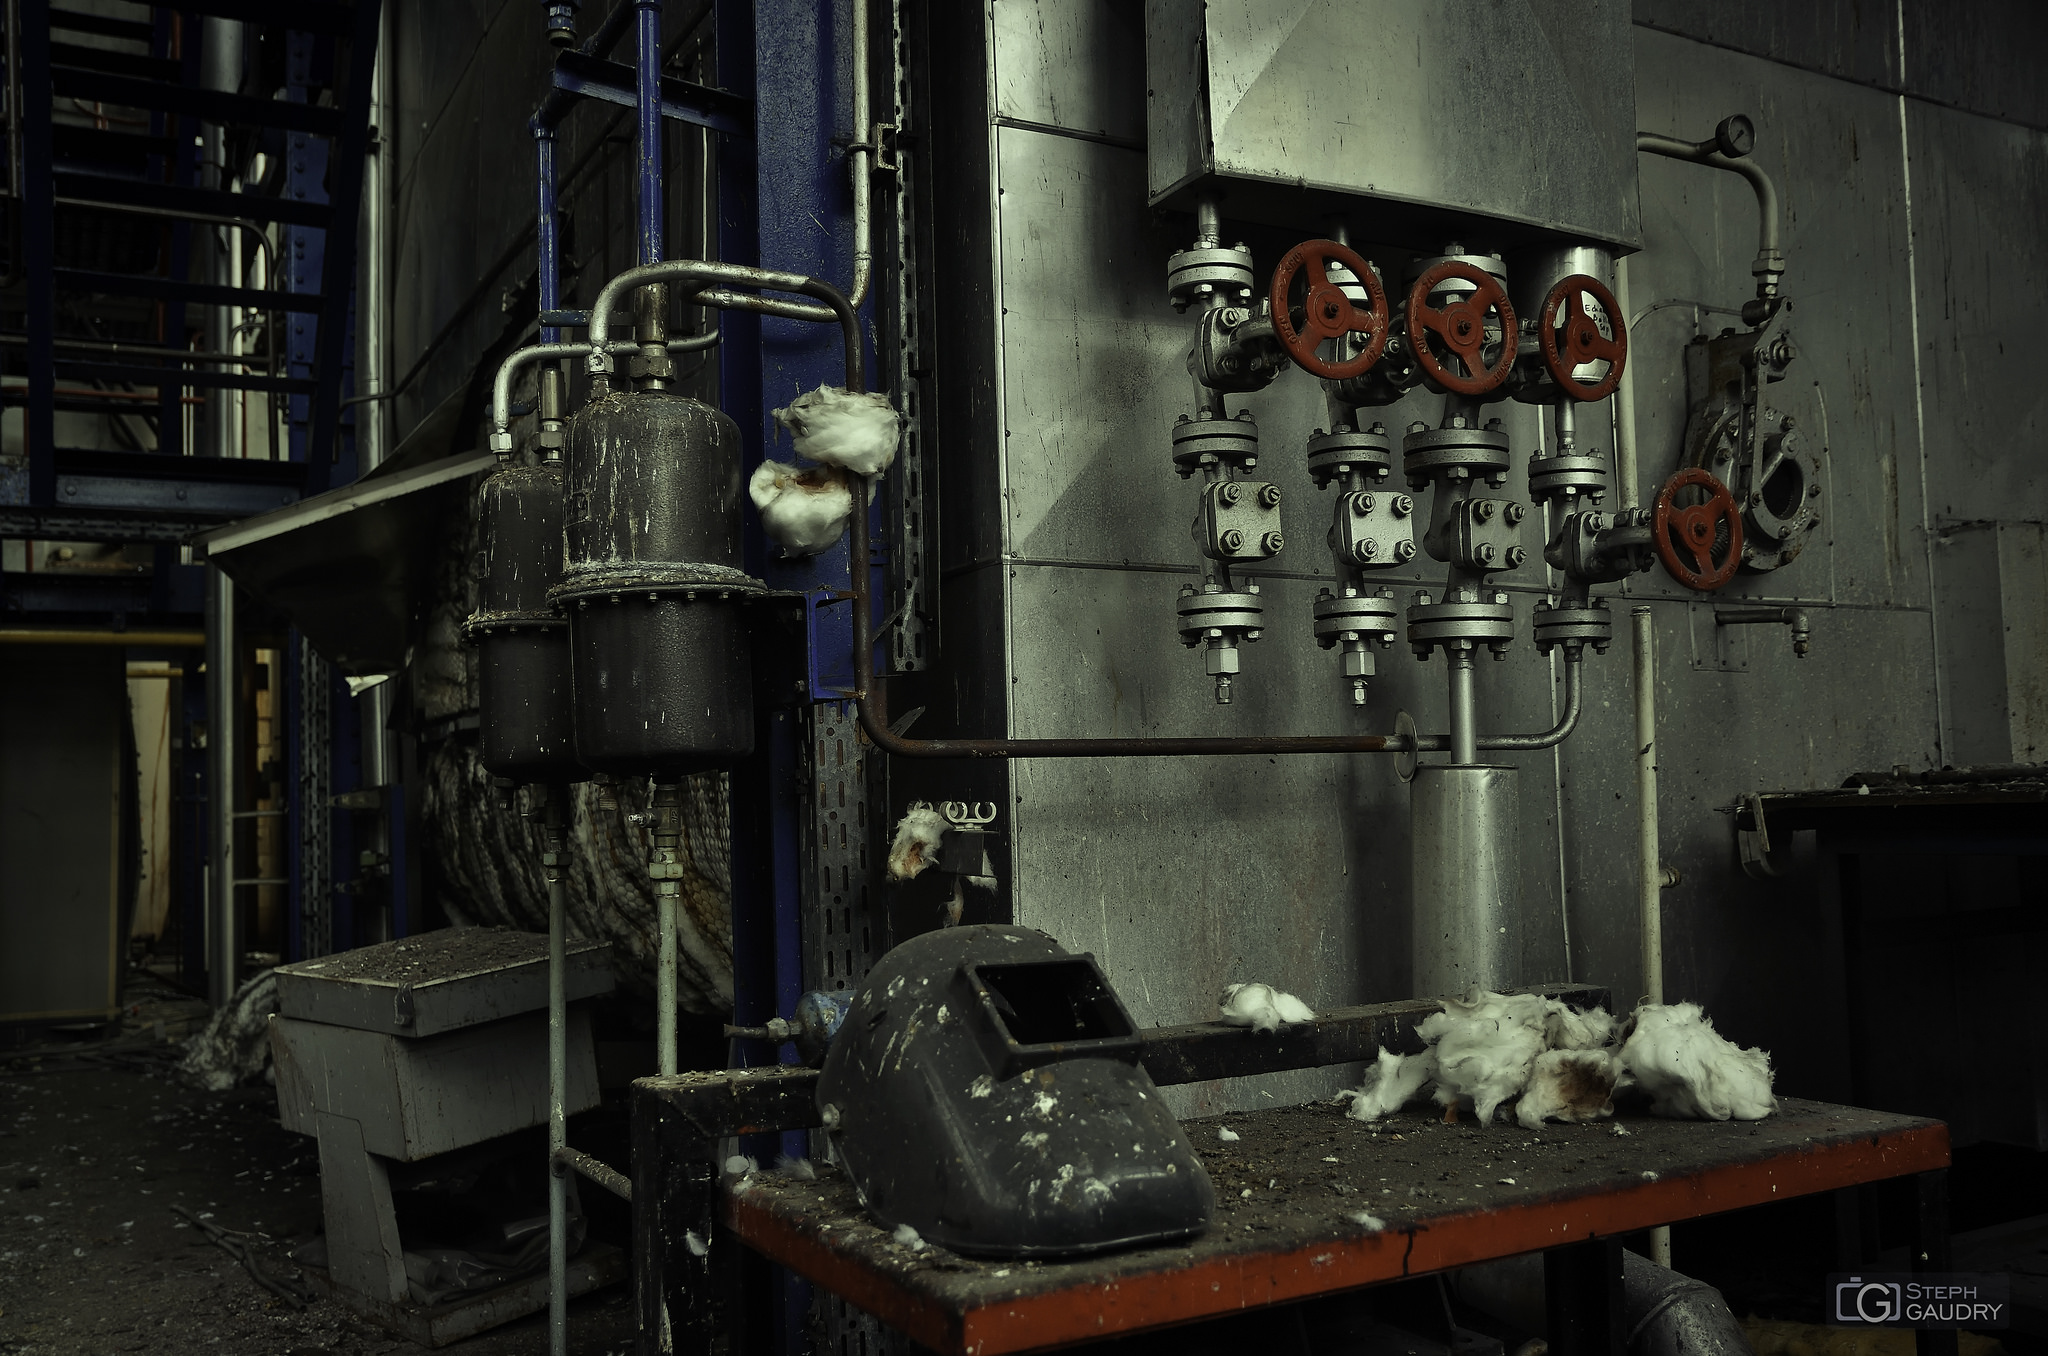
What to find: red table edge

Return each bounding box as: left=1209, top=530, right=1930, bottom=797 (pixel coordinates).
left=725, top=1120, right=1950, bottom=1356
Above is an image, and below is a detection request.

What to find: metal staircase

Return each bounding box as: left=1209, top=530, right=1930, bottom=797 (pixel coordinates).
left=5, top=0, right=381, bottom=543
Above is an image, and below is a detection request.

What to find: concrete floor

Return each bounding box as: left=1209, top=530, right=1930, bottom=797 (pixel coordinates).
left=0, top=1021, right=634, bottom=1355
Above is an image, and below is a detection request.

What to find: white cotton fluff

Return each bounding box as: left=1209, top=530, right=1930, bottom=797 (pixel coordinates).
left=1217, top=1126, right=1241, bottom=1143
left=1515, top=1049, right=1625, bottom=1130
left=1346, top=1212, right=1387, bottom=1231
left=1343, top=1047, right=1439, bottom=1122
left=1218, top=982, right=1316, bottom=1034
left=891, top=1223, right=927, bottom=1251
left=886, top=803, right=947, bottom=881
left=1419, top=991, right=1550, bottom=1124
left=772, top=386, right=902, bottom=476
left=749, top=460, right=853, bottom=557
left=775, top=1155, right=818, bottom=1181
left=1619, top=1002, right=1777, bottom=1121
left=1544, top=1001, right=1618, bottom=1052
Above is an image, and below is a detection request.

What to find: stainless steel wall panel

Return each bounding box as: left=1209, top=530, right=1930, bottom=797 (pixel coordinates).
left=1899, top=99, right=2048, bottom=529
left=992, top=0, right=1145, bottom=144
left=1632, top=0, right=1900, bottom=96
left=1147, top=0, right=1642, bottom=249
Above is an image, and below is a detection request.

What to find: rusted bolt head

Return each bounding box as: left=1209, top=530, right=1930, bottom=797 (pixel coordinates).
left=1355, top=539, right=1379, bottom=561
left=1473, top=500, right=1496, bottom=522
left=1351, top=492, right=1374, bottom=515
left=1395, top=540, right=1417, bottom=562
left=1475, top=543, right=1496, bottom=565
left=1262, top=531, right=1285, bottom=553
left=1504, top=502, right=1525, bottom=525
left=1392, top=494, right=1414, bottom=517
left=1219, top=480, right=1242, bottom=505
left=1220, top=528, right=1244, bottom=551
left=1258, top=484, right=1282, bottom=509
left=1506, top=546, right=1527, bottom=568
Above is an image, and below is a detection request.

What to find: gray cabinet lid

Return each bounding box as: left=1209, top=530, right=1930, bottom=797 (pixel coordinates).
left=276, top=927, right=614, bottom=1037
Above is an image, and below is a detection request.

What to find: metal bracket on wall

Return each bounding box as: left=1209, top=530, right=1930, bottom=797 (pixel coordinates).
left=1687, top=601, right=1747, bottom=672
left=883, top=0, right=932, bottom=677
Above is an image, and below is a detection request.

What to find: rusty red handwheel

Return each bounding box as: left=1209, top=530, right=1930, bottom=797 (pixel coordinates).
left=1538, top=274, right=1628, bottom=401
left=1406, top=260, right=1517, bottom=396
left=1268, top=239, right=1391, bottom=380
left=1654, top=466, right=1744, bottom=591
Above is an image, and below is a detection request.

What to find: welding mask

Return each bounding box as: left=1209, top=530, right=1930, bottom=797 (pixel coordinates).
left=816, top=925, right=1214, bottom=1258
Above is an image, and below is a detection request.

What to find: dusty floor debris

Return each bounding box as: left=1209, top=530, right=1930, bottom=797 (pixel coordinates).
left=0, top=978, right=633, bottom=1356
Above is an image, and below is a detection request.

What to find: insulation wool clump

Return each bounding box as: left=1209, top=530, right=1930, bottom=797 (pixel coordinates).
left=886, top=803, right=948, bottom=882
left=1420, top=991, right=1552, bottom=1124
left=1514, top=1049, right=1625, bottom=1130
left=1619, top=1002, right=1777, bottom=1121
left=748, top=460, right=853, bottom=557
left=1217, top=982, right=1316, bottom=1034
left=1342, top=1048, right=1439, bottom=1123
left=772, top=386, right=902, bottom=476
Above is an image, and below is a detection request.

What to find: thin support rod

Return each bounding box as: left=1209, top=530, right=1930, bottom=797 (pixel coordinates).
left=635, top=0, right=663, bottom=267
left=1447, top=651, right=1478, bottom=767
left=552, top=1146, right=632, bottom=1201
left=542, top=789, right=569, bottom=1356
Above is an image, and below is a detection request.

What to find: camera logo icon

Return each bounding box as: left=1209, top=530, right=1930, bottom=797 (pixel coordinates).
left=1836, top=1277, right=1903, bottom=1324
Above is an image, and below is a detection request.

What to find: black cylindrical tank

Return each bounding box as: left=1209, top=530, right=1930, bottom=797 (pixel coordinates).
left=553, top=388, right=758, bottom=777
left=466, top=462, right=585, bottom=785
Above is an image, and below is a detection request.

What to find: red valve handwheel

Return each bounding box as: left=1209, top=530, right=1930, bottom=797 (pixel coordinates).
left=1537, top=274, right=1628, bottom=401
left=1654, top=466, right=1745, bottom=591
left=1268, top=239, right=1391, bottom=380
left=1406, top=260, right=1518, bottom=396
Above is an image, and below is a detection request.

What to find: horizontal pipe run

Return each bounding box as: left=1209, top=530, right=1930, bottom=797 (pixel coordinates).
left=551, top=1146, right=632, bottom=1201
left=490, top=334, right=721, bottom=445
left=850, top=496, right=1586, bottom=761
left=0, top=628, right=205, bottom=646
left=584, top=259, right=861, bottom=390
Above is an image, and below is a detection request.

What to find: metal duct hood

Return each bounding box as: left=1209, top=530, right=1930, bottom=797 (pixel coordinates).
left=1146, top=0, right=1642, bottom=251
left=197, top=449, right=495, bottom=675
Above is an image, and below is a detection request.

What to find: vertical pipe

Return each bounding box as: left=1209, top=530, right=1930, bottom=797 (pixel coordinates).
left=1612, top=260, right=1640, bottom=512
left=1447, top=650, right=1478, bottom=767
left=543, top=788, right=570, bottom=1356
left=536, top=126, right=561, bottom=343
left=651, top=783, right=682, bottom=1075
left=360, top=6, right=390, bottom=471
left=848, top=0, right=871, bottom=305
left=635, top=0, right=664, bottom=267
left=205, top=567, right=237, bottom=1007
left=1633, top=602, right=1669, bottom=1269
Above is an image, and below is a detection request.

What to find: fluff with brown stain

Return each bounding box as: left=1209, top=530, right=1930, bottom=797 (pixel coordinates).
left=1515, top=1048, right=1625, bottom=1130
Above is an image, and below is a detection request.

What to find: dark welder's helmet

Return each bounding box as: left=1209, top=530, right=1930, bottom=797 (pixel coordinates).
left=816, top=925, right=1214, bottom=1258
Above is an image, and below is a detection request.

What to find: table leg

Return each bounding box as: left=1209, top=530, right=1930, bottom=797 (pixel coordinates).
left=1545, top=1239, right=1624, bottom=1356
left=1913, top=1169, right=1957, bottom=1356
left=634, top=1091, right=727, bottom=1356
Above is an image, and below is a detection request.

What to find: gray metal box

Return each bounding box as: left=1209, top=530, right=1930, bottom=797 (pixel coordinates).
left=275, top=927, right=613, bottom=1037
left=1146, top=0, right=1642, bottom=250
left=271, top=1009, right=601, bottom=1161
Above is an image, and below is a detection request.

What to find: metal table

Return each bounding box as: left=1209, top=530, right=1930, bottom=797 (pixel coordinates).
left=627, top=985, right=1955, bottom=1355
left=718, top=1098, right=1947, bottom=1356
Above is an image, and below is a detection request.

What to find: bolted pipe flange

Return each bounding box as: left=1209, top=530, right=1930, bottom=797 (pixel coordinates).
left=1307, top=423, right=1394, bottom=488
left=1313, top=585, right=1399, bottom=648
left=1403, top=423, right=1511, bottom=489
left=1532, top=596, right=1614, bottom=656
left=1175, top=582, right=1265, bottom=646
left=1407, top=594, right=1516, bottom=658
left=1167, top=244, right=1256, bottom=313
left=1526, top=452, right=1609, bottom=504
left=1172, top=410, right=1260, bottom=478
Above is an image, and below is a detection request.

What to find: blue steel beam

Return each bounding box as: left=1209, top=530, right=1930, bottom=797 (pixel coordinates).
left=544, top=50, right=750, bottom=136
